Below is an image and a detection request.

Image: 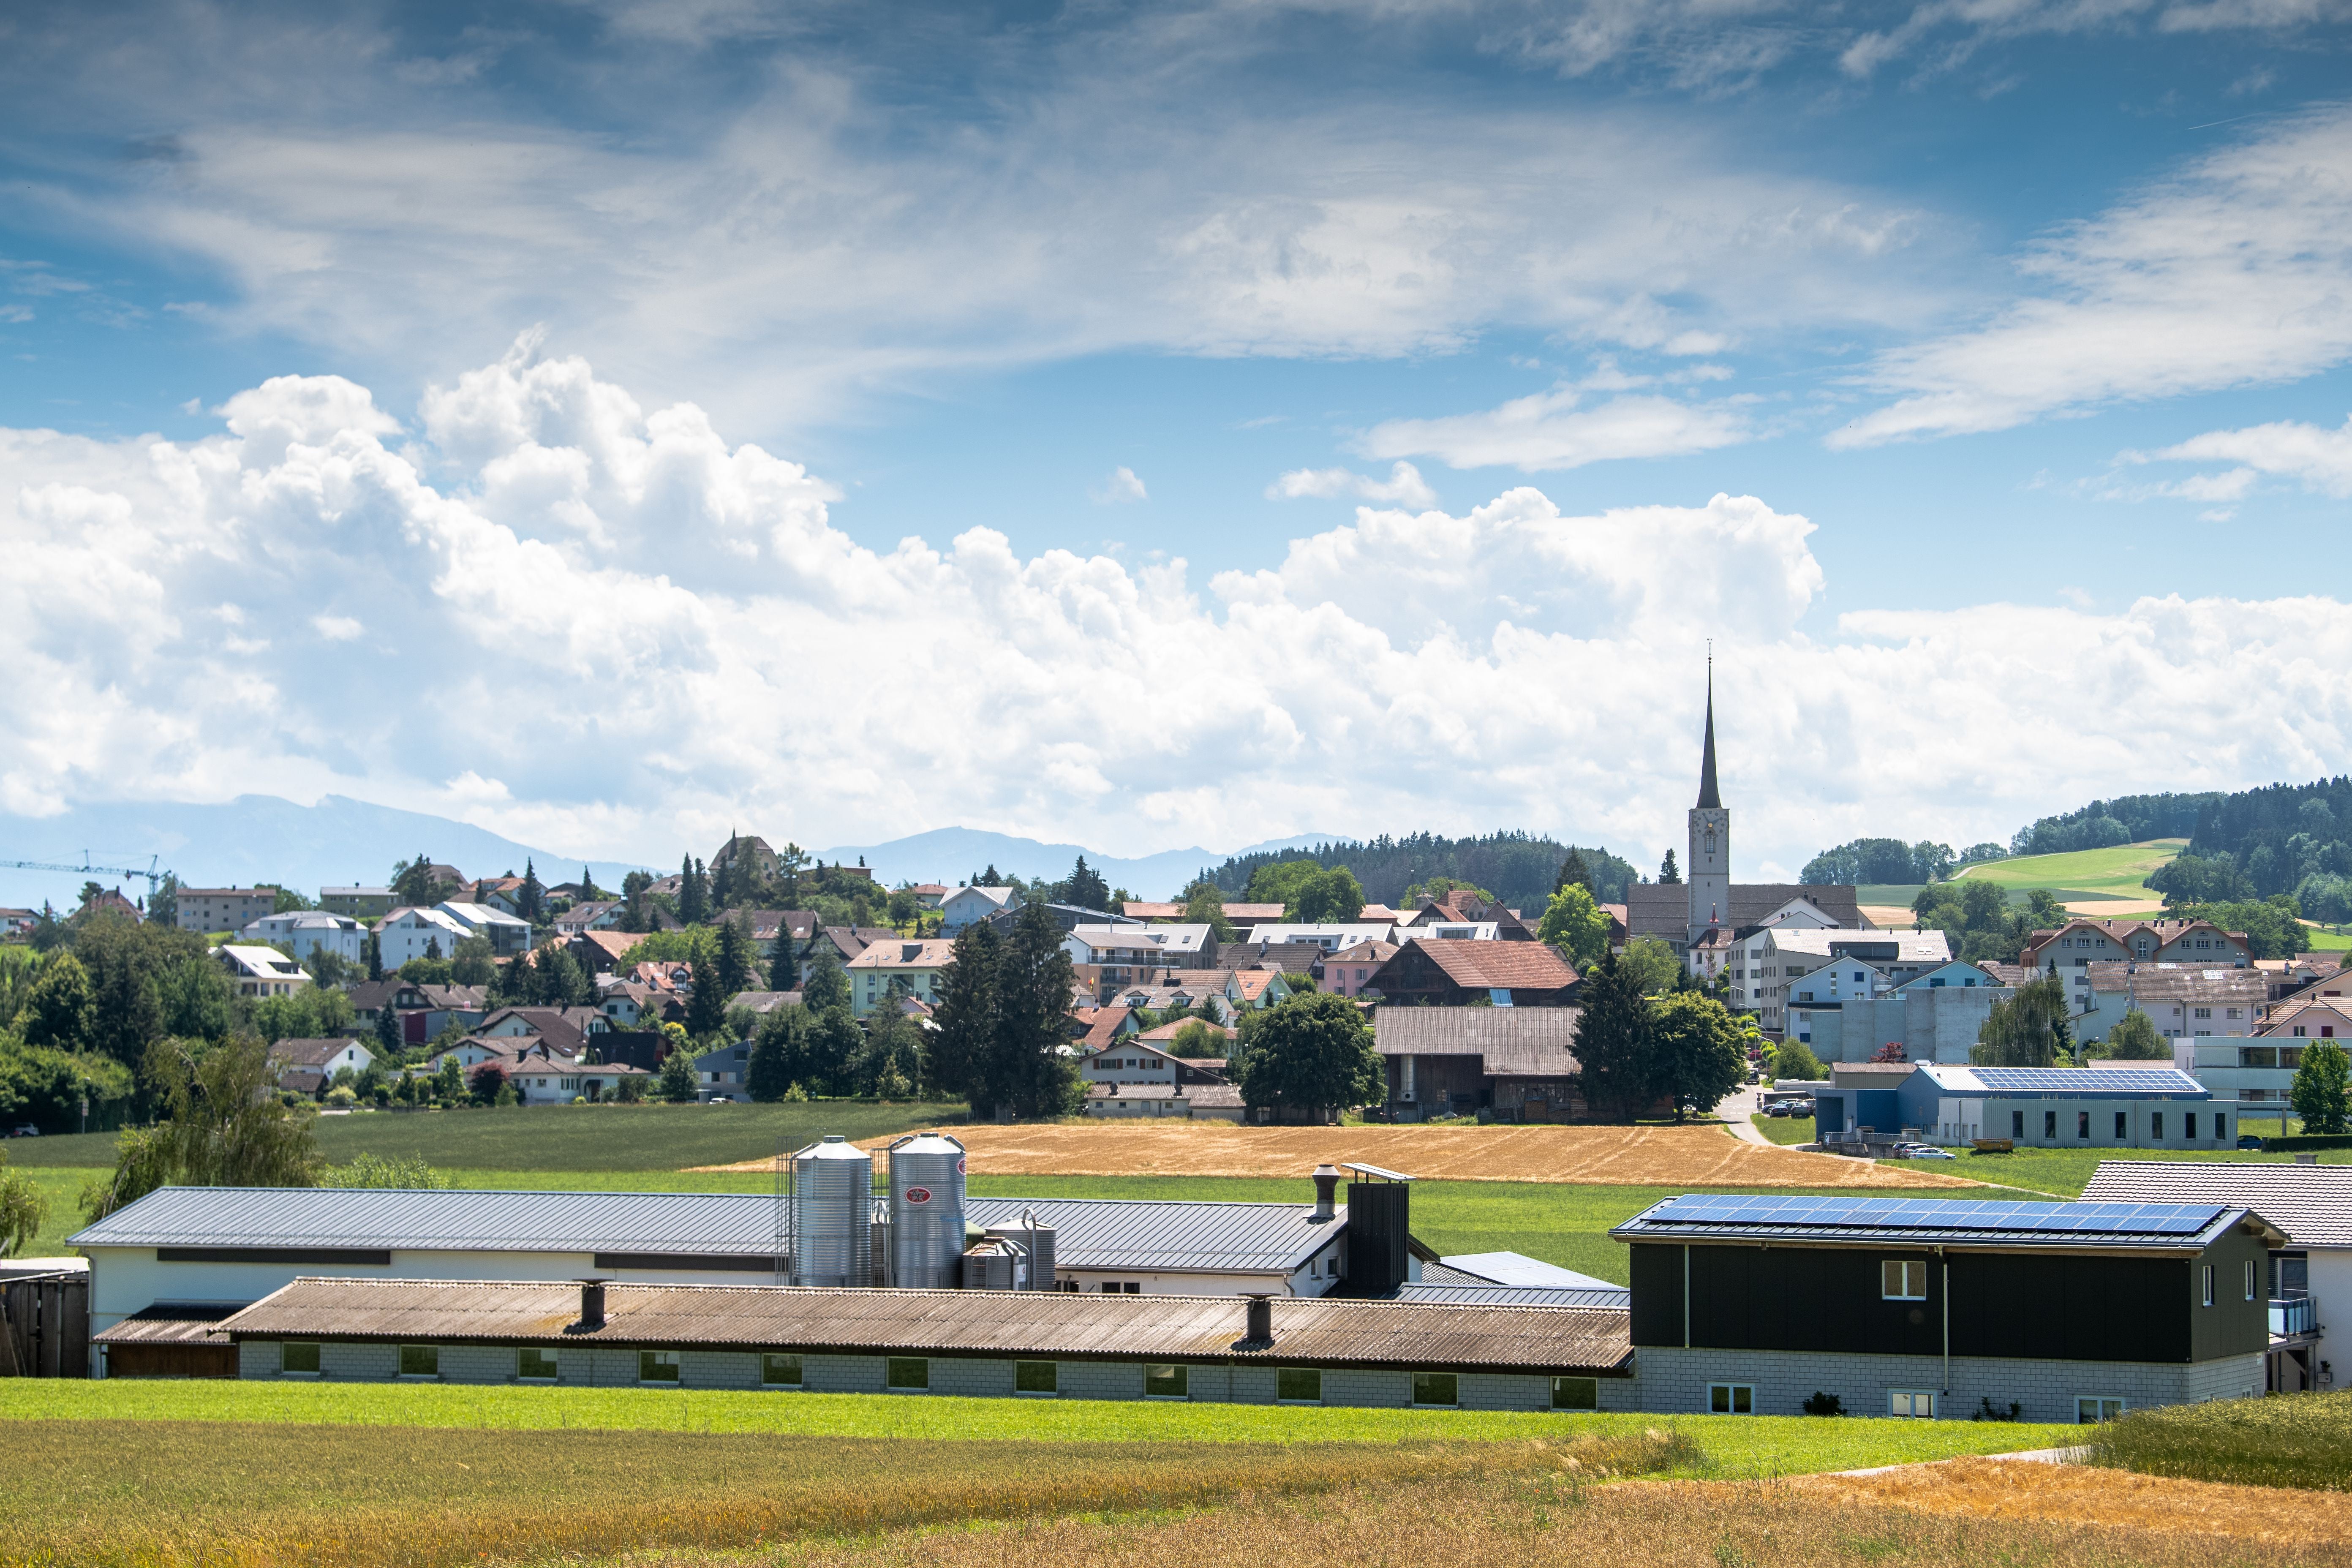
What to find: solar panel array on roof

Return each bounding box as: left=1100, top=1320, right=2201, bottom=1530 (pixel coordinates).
left=1640, top=1195, right=2225, bottom=1236
left=1969, top=1067, right=2200, bottom=1093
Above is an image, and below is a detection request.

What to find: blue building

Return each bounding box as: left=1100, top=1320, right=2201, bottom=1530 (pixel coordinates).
left=1816, top=1063, right=2225, bottom=1149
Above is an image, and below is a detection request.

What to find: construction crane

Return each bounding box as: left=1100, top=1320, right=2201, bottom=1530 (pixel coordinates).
left=1, top=853, right=164, bottom=894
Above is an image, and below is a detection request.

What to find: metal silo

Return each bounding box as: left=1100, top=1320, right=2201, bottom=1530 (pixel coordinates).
left=789, top=1135, right=873, bottom=1288
left=887, top=1132, right=967, bottom=1288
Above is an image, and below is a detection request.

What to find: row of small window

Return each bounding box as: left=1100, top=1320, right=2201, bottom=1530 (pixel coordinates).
left=2008, top=1110, right=2228, bottom=1141
left=1880, top=1258, right=2255, bottom=1306
left=1709, top=1384, right=2126, bottom=1424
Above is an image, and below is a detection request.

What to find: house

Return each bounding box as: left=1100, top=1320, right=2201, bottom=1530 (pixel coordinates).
left=238, top=910, right=369, bottom=966
left=1322, top=941, right=1399, bottom=999
left=269, top=1037, right=374, bottom=1086
left=1216, top=939, right=1331, bottom=980
left=820, top=926, right=899, bottom=964
left=691, top=1041, right=754, bottom=1102
left=2259, top=993, right=2352, bottom=1041
left=1083, top=1082, right=1198, bottom=1118
left=215, top=945, right=311, bottom=999
left=1120, top=901, right=1284, bottom=924
left=2169, top=1037, right=2319, bottom=1123
left=908, top=885, right=950, bottom=910
left=0, top=908, right=36, bottom=936
left=1361, top=936, right=1578, bottom=1007
left=1612, top=1193, right=2278, bottom=1420
left=1372, top=1007, right=1588, bottom=1121
left=569, top=930, right=641, bottom=975
left=1786, top=961, right=2012, bottom=1064
left=1064, top=925, right=1215, bottom=991
left=554, top=901, right=623, bottom=936
left=987, top=901, right=1134, bottom=936
left=318, top=886, right=394, bottom=918
left=1814, top=1062, right=2226, bottom=1151
left=1731, top=929, right=1952, bottom=1037
left=941, top=886, right=1019, bottom=931
left=346, top=980, right=490, bottom=1046
left=436, top=901, right=534, bottom=958
left=2081, top=1159, right=2348, bottom=1393
left=474, top=1006, right=611, bottom=1056
left=375, top=906, right=473, bottom=968
left=500, top=1043, right=647, bottom=1104
left=2072, top=962, right=2274, bottom=1044
left=2021, top=917, right=2251, bottom=981
left=846, top=939, right=958, bottom=1018
left=1236, top=923, right=1398, bottom=952
left=1070, top=1006, right=1138, bottom=1052
left=175, top=887, right=276, bottom=934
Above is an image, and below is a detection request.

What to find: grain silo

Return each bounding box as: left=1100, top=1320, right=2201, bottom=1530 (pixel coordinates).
left=887, top=1132, right=967, bottom=1288
left=788, top=1136, right=873, bottom=1288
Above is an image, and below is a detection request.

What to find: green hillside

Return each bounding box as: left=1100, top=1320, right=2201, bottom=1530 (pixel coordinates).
left=1950, top=838, right=2185, bottom=903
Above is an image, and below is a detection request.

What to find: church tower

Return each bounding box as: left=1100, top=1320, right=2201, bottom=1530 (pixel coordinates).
left=1687, top=663, right=1731, bottom=944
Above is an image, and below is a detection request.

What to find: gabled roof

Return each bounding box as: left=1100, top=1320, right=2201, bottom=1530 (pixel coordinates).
left=1372, top=1007, right=1581, bottom=1076
left=1610, top=1194, right=2278, bottom=1252
left=1622, top=883, right=1863, bottom=940
left=2082, top=1160, right=2352, bottom=1249
left=1391, top=936, right=1577, bottom=993
left=2079, top=961, right=2271, bottom=1005
left=846, top=939, right=958, bottom=969
left=267, top=1037, right=372, bottom=1067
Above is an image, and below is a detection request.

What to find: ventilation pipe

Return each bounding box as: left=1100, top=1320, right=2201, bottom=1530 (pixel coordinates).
left=1309, top=1165, right=1342, bottom=1222
left=568, top=1279, right=607, bottom=1333
left=1244, top=1294, right=1273, bottom=1346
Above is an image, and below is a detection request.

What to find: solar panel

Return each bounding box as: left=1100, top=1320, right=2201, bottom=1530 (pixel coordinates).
left=1641, top=1195, right=2224, bottom=1236
left=1971, top=1067, right=2197, bottom=1092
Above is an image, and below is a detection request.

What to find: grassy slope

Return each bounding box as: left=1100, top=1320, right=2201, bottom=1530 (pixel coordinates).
left=1951, top=839, right=2186, bottom=901
left=2085, top=1388, right=2352, bottom=1490
left=0, top=1383, right=2077, bottom=1473
left=1750, top=1114, right=1816, bottom=1146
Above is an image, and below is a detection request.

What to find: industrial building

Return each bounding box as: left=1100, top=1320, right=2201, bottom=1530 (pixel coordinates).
left=1613, top=1194, right=2278, bottom=1422
left=1813, top=1063, right=2227, bottom=1151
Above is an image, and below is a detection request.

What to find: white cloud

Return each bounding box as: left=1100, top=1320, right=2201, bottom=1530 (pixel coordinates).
left=1267, top=461, right=1440, bottom=509
left=1360, top=384, right=1752, bottom=471
left=1091, top=466, right=1148, bottom=504
left=2146, top=413, right=2352, bottom=496
left=311, top=613, right=364, bottom=641
left=1832, top=108, right=2352, bottom=447
left=3, top=346, right=2347, bottom=871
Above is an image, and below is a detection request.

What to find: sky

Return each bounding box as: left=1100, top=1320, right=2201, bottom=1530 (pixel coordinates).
left=2, top=0, right=2350, bottom=886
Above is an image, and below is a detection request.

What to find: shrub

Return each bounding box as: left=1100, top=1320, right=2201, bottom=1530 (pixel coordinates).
left=324, top=1085, right=359, bottom=1108
left=1802, top=1391, right=1843, bottom=1417
left=1972, top=1396, right=2021, bottom=1422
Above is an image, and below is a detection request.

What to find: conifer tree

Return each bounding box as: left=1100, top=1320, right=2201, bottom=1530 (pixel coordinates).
left=1555, top=849, right=1594, bottom=896
left=930, top=921, right=1002, bottom=1099
left=1570, top=950, right=1654, bottom=1121
left=715, top=913, right=757, bottom=1000
left=768, top=930, right=802, bottom=993
left=686, top=956, right=727, bottom=1040
left=1658, top=849, right=1681, bottom=885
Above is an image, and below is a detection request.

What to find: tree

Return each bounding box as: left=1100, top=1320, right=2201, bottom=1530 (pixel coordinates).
left=2291, top=1041, right=2350, bottom=1136
left=855, top=1008, right=925, bottom=1098
left=363, top=926, right=384, bottom=982
left=433, top=1054, right=465, bottom=1101
left=1170, top=1018, right=1225, bottom=1059
left=1536, top=884, right=1611, bottom=969
left=1064, top=856, right=1111, bottom=914
left=801, top=944, right=850, bottom=1014
left=0, top=1147, right=47, bottom=1259
left=2104, top=1009, right=2168, bottom=1060
left=75, top=917, right=196, bottom=1070
left=716, top=913, right=757, bottom=999
left=686, top=957, right=728, bottom=1039
left=1973, top=975, right=2073, bottom=1068
left=1294, top=866, right=1366, bottom=923
left=1179, top=879, right=1233, bottom=942
left=579, top=865, right=598, bottom=902
left=678, top=855, right=712, bottom=927
left=19, top=953, right=93, bottom=1054
left=1618, top=936, right=1680, bottom=996
left=1657, top=849, right=1681, bottom=885
left=519, top=860, right=544, bottom=924
left=450, top=934, right=495, bottom=988
left=391, top=854, right=445, bottom=908
left=84, top=1034, right=323, bottom=1221
left=804, top=1008, right=862, bottom=1098
left=968, top=899, right=1083, bottom=1121
left=1570, top=950, right=1653, bottom=1121
left=620, top=869, right=654, bottom=933
left=1246, top=858, right=1327, bottom=911
left=468, top=1061, right=510, bottom=1105
left=929, top=920, right=1001, bottom=1099
left=747, top=1007, right=807, bottom=1101
left=1555, top=849, right=1594, bottom=896
left=1233, top=992, right=1382, bottom=1116
left=322, top=1153, right=452, bottom=1189
left=1649, top=992, right=1748, bottom=1122
left=1769, top=1039, right=1827, bottom=1081
left=659, top=1045, right=700, bottom=1102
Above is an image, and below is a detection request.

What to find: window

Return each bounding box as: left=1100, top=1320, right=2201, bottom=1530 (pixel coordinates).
left=1888, top=1390, right=1937, bottom=1418
left=1277, top=1367, right=1323, bottom=1403
left=1016, top=1361, right=1059, bottom=1395
left=2245, top=1260, right=2258, bottom=1302
left=2078, top=1396, right=2125, bottom=1424
left=2186, top=1112, right=2198, bottom=1140
left=2077, top=1111, right=2091, bottom=1140
left=2202, top=1265, right=2215, bottom=1307
left=2116, top=1111, right=2129, bottom=1139
left=1412, top=1372, right=1459, bottom=1407
left=640, top=1350, right=681, bottom=1383
left=2151, top=1112, right=2164, bottom=1140
left=887, top=1357, right=930, bottom=1391
left=1882, top=1260, right=1928, bottom=1300
left=2194, top=1007, right=2210, bottom=1019
left=1145, top=1364, right=1188, bottom=1399
left=398, top=1344, right=438, bottom=1379
left=2045, top=1110, right=2058, bottom=1138
left=1551, top=1376, right=1599, bottom=1410
left=762, top=1353, right=803, bottom=1386
left=280, top=1341, right=320, bottom=1376
left=2216, top=1114, right=2229, bottom=1142
left=2012, top=1110, right=2025, bottom=1138
left=517, top=1347, right=558, bottom=1381
left=1708, top=1383, right=1753, bottom=1415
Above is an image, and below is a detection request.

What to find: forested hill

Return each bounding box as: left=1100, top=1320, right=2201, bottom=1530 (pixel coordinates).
left=1201, top=831, right=1639, bottom=910
left=2009, top=793, right=2221, bottom=857
left=2172, top=778, right=2352, bottom=908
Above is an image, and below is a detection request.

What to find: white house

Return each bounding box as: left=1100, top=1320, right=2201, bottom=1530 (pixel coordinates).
left=1236, top=923, right=1399, bottom=952
left=376, top=906, right=474, bottom=968
left=846, top=939, right=958, bottom=1018
left=215, top=945, right=312, bottom=999
left=940, top=886, right=1018, bottom=932
left=1732, top=928, right=1952, bottom=1036
left=1064, top=924, right=1213, bottom=983
left=2074, top=962, right=2273, bottom=1044
left=238, top=910, right=369, bottom=966
left=437, top=900, right=534, bottom=957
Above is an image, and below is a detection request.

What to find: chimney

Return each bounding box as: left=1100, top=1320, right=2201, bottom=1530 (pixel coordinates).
left=1244, top=1294, right=1273, bottom=1345
left=1310, top=1164, right=1341, bottom=1222
left=2296, top=1153, right=2320, bottom=1166
left=568, top=1279, right=607, bottom=1333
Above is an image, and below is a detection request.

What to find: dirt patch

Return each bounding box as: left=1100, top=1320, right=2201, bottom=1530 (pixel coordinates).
left=1858, top=905, right=1918, bottom=928
left=690, top=1122, right=1976, bottom=1187
left=1792, top=1457, right=2352, bottom=1548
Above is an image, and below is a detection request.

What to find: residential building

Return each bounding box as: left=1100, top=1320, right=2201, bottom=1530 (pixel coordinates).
left=941, top=885, right=1018, bottom=931
left=1787, top=961, right=2012, bottom=1064
left=348, top=980, right=492, bottom=1040
left=437, top=901, right=533, bottom=957
left=1236, top=923, right=1398, bottom=952
left=2081, top=1160, right=2347, bottom=1393
left=1732, top=928, right=1952, bottom=1037
left=2169, top=1037, right=2313, bottom=1119
left=268, top=1037, right=374, bottom=1088
left=238, top=910, right=368, bottom=966
left=846, top=939, right=958, bottom=1017
left=986, top=901, right=1133, bottom=935
left=819, top=926, right=898, bottom=964
left=1070, top=1005, right=1138, bottom=1052
left=215, top=945, right=311, bottom=999
left=175, top=887, right=278, bottom=934
left=2260, top=994, right=2352, bottom=1041
left=375, top=906, right=474, bottom=969
left=1372, top=1007, right=1588, bottom=1121
left=1613, top=1194, right=2274, bottom=1420
left=1361, top=937, right=1579, bottom=1007
left=1083, top=1082, right=1200, bottom=1118
left=1063, top=925, right=1214, bottom=991
left=318, top=886, right=394, bottom=918
left=570, top=930, right=641, bottom=975
left=1813, top=1062, right=2227, bottom=1150
left=554, top=901, right=623, bottom=936
left=908, top=884, right=950, bottom=910
left=1321, top=940, right=1398, bottom=999
left=0, top=909, right=35, bottom=936
left=2072, top=962, right=2273, bottom=1044
left=691, top=1041, right=754, bottom=1102
left=474, top=1006, right=612, bottom=1056
left=2020, top=917, right=2251, bottom=977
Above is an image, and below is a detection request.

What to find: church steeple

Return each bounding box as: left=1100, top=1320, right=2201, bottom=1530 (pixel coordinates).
left=1695, top=659, right=1721, bottom=810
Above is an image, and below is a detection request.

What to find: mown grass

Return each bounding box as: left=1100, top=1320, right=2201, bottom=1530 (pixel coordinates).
left=2085, top=1390, right=2352, bottom=1491
left=18, top=1100, right=961, bottom=1171
left=1933, top=1141, right=2344, bottom=1199
left=1750, top=1114, right=1815, bottom=1147
left=1951, top=839, right=2188, bottom=901
left=0, top=1382, right=2078, bottom=1473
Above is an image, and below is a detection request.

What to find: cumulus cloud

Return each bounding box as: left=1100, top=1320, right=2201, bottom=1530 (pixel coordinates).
left=1832, top=108, right=2352, bottom=447
left=1267, top=461, right=1440, bottom=509
left=1091, top=466, right=1149, bottom=504
left=3, top=344, right=2348, bottom=873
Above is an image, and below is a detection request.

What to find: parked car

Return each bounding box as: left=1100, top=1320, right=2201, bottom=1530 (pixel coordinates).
left=2236, top=1135, right=2268, bottom=1150
left=6, top=1125, right=37, bottom=1138
left=1904, top=1145, right=1957, bottom=1161
left=1764, top=1102, right=1791, bottom=1117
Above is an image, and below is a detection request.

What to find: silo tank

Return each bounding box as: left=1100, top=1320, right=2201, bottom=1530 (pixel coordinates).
left=789, top=1135, right=873, bottom=1288
left=986, top=1224, right=1055, bottom=1290
left=888, top=1132, right=968, bottom=1288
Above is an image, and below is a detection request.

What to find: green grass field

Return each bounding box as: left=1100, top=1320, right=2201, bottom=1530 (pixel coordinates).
left=1951, top=839, right=2186, bottom=903
left=2085, top=1388, right=2351, bottom=1490
left=1750, top=1114, right=1815, bottom=1146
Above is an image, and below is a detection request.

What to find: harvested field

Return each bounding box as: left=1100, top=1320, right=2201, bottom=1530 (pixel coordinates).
left=1797, top=1456, right=2352, bottom=1550
left=694, top=1122, right=1976, bottom=1187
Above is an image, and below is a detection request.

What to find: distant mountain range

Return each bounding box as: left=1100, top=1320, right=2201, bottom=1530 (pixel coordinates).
left=0, top=795, right=1337, bottom=908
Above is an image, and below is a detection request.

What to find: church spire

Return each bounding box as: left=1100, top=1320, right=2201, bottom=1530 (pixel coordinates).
left=1695, top=656, right=1721, bottom=810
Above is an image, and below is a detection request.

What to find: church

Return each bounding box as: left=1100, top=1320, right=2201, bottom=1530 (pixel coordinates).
left=1622, top=671, right=1864, bottom=971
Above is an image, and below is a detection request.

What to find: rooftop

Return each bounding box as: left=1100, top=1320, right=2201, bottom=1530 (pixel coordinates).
left=1372, top=1008, right=1580, bottom=1076
left=2081, top=1160, right=2352, bottom=1249
left=1611, top=1194, right=2277, bottom=1251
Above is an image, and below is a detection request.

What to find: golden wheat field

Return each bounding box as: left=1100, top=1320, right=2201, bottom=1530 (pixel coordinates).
left=694, top=1122, right=1975, bottom=1188
left=1796, top=1456, right=2352, bottom=1547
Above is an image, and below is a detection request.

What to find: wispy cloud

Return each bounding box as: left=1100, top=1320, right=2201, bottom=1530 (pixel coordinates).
left=1090, top=466, right=1148, bottom=504
left=1266, top=460, right=1440, bottom=509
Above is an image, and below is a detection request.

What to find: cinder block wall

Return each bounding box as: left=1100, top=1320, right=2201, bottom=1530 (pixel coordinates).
left=1636, top=1345, right=2262, bottom=1423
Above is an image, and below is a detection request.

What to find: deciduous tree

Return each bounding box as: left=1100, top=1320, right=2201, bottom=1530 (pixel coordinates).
left=1537, top=885, right=1611, bottom=970
left=1650, top=992, right=1748, bottom=1122
left=1973, top=974, right=2072, bottom=1068
left=84, top=1034, right=322, bottom=1220
left=2292, top=1040, right=2350, bottom=1136
left=2104, top=1009, right=2167, bottom=1060
left=1233, top=991, right=1381, bottom=1116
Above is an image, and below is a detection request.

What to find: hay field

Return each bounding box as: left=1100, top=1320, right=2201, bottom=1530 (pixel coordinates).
left=700, top=1122, right=1974, bottom=1188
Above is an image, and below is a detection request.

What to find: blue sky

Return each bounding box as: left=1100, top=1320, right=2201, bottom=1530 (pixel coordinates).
left=2, top=0, right=2349, bottom=886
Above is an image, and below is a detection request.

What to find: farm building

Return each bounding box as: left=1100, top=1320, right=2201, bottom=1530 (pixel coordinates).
left=1613, top=1194, right=2278, bottom=1422
left=1813, top=1062, right=2226, bottom=1150
left=1372, top=1007, right=1586, bottom=1120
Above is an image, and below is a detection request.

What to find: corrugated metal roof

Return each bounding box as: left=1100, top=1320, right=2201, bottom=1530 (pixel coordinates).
left=1610, top=1193, right=2279, bottom=1251
left=92, top=1304, right=240, bottom=1346
left=1392, top=1284, right=1630, bottom=1310
left=2081, top=1160, right=2352, bottom=1250
left=72, top=1188, right=1348, bottom=1277
left=1440, top=1252, right=1619, bottom=1290
left=218, top=1277, right=1633, bottom=1375
left=1373, top=1009, right=1582, bottom=1077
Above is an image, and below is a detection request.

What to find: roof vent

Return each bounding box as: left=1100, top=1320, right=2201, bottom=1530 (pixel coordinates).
left=1234, top=1293, right=1274, bottom=1349
left=1310, top=1164, right=1341, bottom=1223
left=567, top=1278, right=607, bottom=1333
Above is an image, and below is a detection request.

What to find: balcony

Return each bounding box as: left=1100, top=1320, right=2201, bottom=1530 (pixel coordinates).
left=2269, top=1296, right=2318, bottom=1339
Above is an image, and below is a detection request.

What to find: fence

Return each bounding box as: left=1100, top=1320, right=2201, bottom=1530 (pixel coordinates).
left=0, top=1271, right=90, bottom=1378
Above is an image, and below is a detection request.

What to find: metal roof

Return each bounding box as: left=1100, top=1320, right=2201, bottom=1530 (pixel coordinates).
left=1372, top=1009, right=1581, bottom=1076
left=1392, top=1283, right=1630, bottom=1310
left=1609, top=1193, right=2279, bottom=1251
left=72, top=1188, right=1349, bottom=1277
left=1909, top=1063, right=2209, bottom=1098
left=2082, top=1160, right=2352, bottom=1250
left=1439, top=1252, right=1618, bottom=1290
left=218, top=1277, right=1634, bottom=1375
